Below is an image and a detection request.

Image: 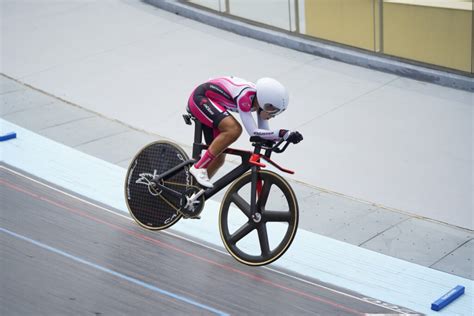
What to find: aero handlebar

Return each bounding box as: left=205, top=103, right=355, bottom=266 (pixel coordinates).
left=249, top=136, right=292, bottom=154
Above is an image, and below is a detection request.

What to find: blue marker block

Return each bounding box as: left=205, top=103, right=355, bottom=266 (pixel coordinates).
left=431, top=285, right=465, bottom=311
left=0, top=132, right=17, bottom=142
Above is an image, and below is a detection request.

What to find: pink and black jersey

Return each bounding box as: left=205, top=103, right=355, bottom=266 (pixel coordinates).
left=188, top=76, right=282, bottom=143
left=203, top=76, right=256, bottom=113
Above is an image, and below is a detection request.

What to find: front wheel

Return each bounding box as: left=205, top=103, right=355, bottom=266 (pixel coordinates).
left=219, top=170, right=299, bottom=266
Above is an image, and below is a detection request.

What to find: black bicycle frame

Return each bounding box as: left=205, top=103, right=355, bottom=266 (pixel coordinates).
left=154, top=113, right=290, bottom=216
left=189, top=115, right=262, bottom=200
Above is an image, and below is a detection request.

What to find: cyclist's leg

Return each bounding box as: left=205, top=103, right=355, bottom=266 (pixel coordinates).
left=208, top=115, right=242, bottom=156
left=200, top=125, right=225, bottom=179
left=208, top=153, right=226, bottom=178
left=200, top=117, right=242, bottom=180
left=188, top=91, right=236, bottom=186
left=192, top=117, right=240, bottom=187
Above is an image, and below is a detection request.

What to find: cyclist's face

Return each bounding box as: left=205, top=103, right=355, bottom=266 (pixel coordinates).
left=260, top=110, right=275, bottom=120
left=253, top=97, right=275, bottom=120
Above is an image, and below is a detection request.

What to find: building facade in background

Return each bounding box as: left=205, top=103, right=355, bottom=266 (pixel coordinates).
left=188, top=0, right=473, bottom=74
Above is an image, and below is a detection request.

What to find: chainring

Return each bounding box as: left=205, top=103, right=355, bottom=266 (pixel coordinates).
left=179, top=187, right=205, bottom=218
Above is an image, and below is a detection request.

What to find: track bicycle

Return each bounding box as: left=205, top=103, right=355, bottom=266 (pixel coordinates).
left=125, top=113, right=299, bottom=266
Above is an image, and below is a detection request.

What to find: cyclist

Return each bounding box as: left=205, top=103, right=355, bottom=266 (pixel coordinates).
left=187, top=76, right=303, bottom=188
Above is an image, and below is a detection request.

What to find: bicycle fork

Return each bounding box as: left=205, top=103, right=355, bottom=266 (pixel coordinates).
left=250, top=166, right=262, bottom=223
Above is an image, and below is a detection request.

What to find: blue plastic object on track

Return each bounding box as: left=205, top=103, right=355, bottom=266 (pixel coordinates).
left=431, top=285, right=465, bottom=311
left=0, top=132, right=17, bottom=142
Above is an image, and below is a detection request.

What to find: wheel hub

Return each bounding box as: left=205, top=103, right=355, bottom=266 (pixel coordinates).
left=252, top=212, right=262, bottom=223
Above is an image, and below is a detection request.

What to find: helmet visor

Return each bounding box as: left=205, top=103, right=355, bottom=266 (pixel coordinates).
left=262, top=103, right=280, bottom=115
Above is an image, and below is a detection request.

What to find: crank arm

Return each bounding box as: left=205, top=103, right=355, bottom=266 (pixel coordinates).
left=185, top=189, right=206, bottom=204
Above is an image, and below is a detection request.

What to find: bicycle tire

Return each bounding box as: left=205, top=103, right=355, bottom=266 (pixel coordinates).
left=219, top=170, right=299, bottom=266
left=125, top=141, right=194, bottom=230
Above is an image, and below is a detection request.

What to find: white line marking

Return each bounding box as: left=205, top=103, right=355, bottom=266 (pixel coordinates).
left=0, top=227, right=228, bottom=316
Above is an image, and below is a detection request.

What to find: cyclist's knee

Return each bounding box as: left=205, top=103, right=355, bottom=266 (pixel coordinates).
left=230, top=124, right=242, bottom=140
left=219, top=117, right=242, bottom=141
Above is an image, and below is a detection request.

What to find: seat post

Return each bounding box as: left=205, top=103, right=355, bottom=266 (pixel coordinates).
left=192, top=119, right=204, bottom=160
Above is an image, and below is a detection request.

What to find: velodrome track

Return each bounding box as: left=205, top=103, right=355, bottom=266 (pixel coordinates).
left=1, top=165, right=412, bottom=315
left=1, top=118, right=473, bottom=315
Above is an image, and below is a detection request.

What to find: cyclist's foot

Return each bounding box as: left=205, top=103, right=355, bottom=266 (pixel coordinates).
left=189, top=166, right=213, bottom=188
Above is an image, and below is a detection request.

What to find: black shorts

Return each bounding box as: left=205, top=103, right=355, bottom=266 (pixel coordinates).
left=188, top=83, right=231, bottom=144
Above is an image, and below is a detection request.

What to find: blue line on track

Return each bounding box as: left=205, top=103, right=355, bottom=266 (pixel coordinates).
left=0, top=227, right=229, bottom=316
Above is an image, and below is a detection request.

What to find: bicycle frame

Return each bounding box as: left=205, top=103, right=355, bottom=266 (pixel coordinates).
left=188, top=114, right=294, bottom=199
left=153, top=114, right=294, bottom=217
left=189, top=115, right=258, bottom=200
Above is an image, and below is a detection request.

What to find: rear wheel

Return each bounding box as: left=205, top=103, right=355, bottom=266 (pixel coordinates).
left=125, top=141, right=195, bottom=230
left=219, top=170, right=298, bottom=266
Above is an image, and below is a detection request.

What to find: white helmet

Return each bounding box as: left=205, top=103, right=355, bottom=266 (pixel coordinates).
left=256, top=77, right=289, bottom=115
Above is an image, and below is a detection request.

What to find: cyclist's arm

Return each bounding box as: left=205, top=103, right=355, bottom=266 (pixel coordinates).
left=236, top=87, right=285, bottom=141
left=257, top=112, right=270, bottom=130
left=238, top=110, right=282, bottom=141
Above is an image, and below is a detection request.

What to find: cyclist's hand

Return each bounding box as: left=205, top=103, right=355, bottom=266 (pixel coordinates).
left=282, top=130, right=303, bottom=144
left=288, top=131, right=303, bottom=144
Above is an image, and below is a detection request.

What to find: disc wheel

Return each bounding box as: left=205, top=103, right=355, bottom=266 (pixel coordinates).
left=219, top=170, right=299, bottom=266
left=125, top=141, right=196, bottom=230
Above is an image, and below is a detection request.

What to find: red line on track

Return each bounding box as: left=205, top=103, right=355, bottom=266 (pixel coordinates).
left=0, top=178, right=365, bottom=316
